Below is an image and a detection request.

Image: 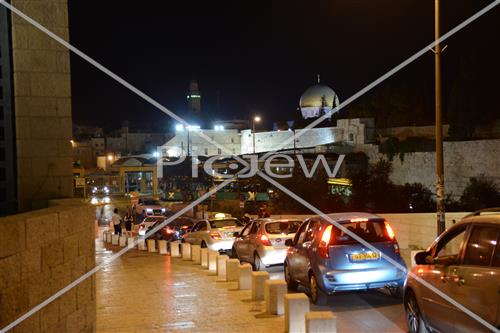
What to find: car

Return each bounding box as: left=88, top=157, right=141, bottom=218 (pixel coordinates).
left=145, top=217, right=196, bottom=242
left=233, top=218, right=301, bottom=270
left=284, top=212, right=406, bottom=304
left=183, top=217, right=244, bottom=253
left=404, top=208, right=500, bottom=333
left=134, top=198, right=166, bottom=217
left=138, top=216, right=166, bottom=236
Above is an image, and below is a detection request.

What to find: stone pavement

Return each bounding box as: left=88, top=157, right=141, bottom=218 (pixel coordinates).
left=96, top=237, right=407, bottom=333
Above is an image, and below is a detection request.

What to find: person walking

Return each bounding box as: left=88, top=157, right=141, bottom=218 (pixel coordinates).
left=111, top=208, right=122, bottom=236
left=124, top=208, right=133, bottom=237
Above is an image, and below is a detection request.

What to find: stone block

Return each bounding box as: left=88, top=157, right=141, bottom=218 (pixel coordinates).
left=41, top=240, right=63, bottom=271
left=15, top=116, right=31, bottom=139
left=0, top=253, right=22, bottom=290
left=65, top=306, right=86, bottom=333
left=77, top=278, right=92, bottom=310
left=208, top=250, right=218, bottom=273
left=111, top=234, right=119, bottom=245
left=30, top=72, right=71, bottom=97
left=264, top=279, right=287, bottom=315
left=13, top=71, right=31, bottom=97
left=216, top=254, right=229, bottom=281
left=0, top=215, right=26, bottom=258
left=251, top=271, right=269, bottom=301
left=40, top=301, right=59, bottom=332
left=127, top=237, right=136, bottom=249
left=119, top=236, right=127, bottom=247
left=170, top=241, right=181, bottom=257
left=285, top=293, right=310, bottom=333
left=50, top=262, right=71, bottom=291
left=158, top=240, right=167, bottom=254
left=191, top=245, right=201, bottom=264
left=63, top=234, right=79, bottom=262
left=12, top=311, right=40, bottom=333
left=200, top=248, right=209, bottom=268
left=59, top=288, right=77, bottom=318
left=182, top=242, right=191, bottom=260
left=225, top=259, right=240, bottom=282
left=305, top=311, right=336, bottom=333
left=238, top=263, right=252, bottom=290
left=26, top=212, right=59, bottom=249
left=21, top=247, right=41, bottom=280
left=147, top=239, right=156, bottom=252
left=0, top=280, right=29, bottom=327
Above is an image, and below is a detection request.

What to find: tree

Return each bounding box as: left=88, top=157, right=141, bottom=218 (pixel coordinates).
left=460, top=177, right=500, bottom=211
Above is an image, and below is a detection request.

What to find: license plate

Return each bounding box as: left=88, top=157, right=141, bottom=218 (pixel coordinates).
left=350, top=252, right=380, bottom=261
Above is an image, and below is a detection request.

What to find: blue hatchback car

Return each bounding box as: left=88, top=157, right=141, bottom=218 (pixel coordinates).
left=284, top=213, right=407, bottom=304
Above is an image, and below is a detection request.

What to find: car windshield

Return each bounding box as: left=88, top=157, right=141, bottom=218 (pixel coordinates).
left=144, top=217, right=164, bottom=223
left=143, top=199, right=160, bottom=205
left=330, top=219, right=392, bottom=245
left=210, top=219, right=242, bottom=229
left=265, top=220, right=301, bottom=235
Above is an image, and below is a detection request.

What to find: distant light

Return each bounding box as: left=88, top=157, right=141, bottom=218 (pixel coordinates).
left=90, top=197, right=98, bottom=205
left=186, top=125, right=200, bottom=131
left=214, top=213, right=226, bottom=218
left=167, top=148, right=177, bottom=157
left=254, top=116, right=261, bottom=123
left=153, top=151, right=159, bottom=158
left=107, top=154, right=114, bottom=161
left=214, top=125, right=225, bottom=131
left=175, top=124, right=184, bottom=131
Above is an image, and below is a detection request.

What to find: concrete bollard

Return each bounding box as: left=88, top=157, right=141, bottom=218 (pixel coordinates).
left=105, top=232, right=112, bottom=243
left=264, top=279, right=288, bottom=315
left=147, top=239, right=156, bottom=252
left=102, top=231, right=107, bottom=241
left=170, top=241, right=181, bottom=257
left=208, top=250, right=218, bottom=273
left=191, top=245, right=201, bottom=264
left=119, top=236, right=127, bottom=247
left=127, top=237, right=135, bottom=249
left=226, top=259, right=240, bottom=282
left=201, top=248, right=209, bottom=268
left=158, top=240, right=167, bottom=255
left=251, top=271, right=270, bottom=301
left=216, top=255, right=229, bottom=281
left=238, top=264, right=253, bottom=290
left=285, top=293, right=310, bottom=333
left=138, top=238, right=147, bottom=251
left=182, top=242, right=192, bottom=260
left=111, top=234, right=119, bottom=245
left=305, top=311, right=336, bottom=333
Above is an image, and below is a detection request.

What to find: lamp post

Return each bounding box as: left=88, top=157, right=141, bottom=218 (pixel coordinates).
left=435, top=0, right=446, bottom=236
left=252, top=116, right=261, bottom=154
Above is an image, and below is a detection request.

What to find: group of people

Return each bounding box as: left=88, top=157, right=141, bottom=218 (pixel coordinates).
left=111, top=207, right=134, bottom=236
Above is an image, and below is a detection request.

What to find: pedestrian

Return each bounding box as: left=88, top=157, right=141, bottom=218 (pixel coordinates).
left=111, top=208, right=122, bottom=236
left=124, top=208, right=133, bottom=237
left=261, top=204, right=270, bottom=218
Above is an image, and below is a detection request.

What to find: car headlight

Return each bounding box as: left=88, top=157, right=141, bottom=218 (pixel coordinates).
left=103, top=186, right=109, bottom=193
left=139, top=230, right=146, bottom=236
left=161, top=208, right=166, bottom=212
left=146, top=208, right=153, bottom=213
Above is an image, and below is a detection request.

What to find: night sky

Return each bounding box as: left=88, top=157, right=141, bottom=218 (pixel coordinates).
left=67, top=0, right=499, bottom=131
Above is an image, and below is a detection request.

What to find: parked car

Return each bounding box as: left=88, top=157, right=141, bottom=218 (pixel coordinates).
left=284, top=212, right=406, bottom=304
left=404, top=208, right=500, bottom=333
left=233, top=218, right=301, bottom=270
left=138, top=216, right=166, bottom=236
left=183, top=217, right=244, bottom=254
left=134, top=198, right=166, bottom=217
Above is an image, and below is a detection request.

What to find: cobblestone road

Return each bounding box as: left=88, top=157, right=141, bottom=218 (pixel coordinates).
left=96, top=238, right=407, bottom=333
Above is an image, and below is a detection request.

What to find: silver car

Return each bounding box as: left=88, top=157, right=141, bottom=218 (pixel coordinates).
left=183, top=218, right=244, bottom=253
left=233, top=219, right=301, bottom=270
left=404, top=209, right=500, bottom=333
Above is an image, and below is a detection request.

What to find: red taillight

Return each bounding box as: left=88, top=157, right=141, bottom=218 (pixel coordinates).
left=166, top=227, right=174, bottom=234
left=318, top=225, right=333, bottom=258
left=259, top=233, right=272, bottom=246
left=384, top=221, right=395, bottom=240
left=209, top=231, right=221, bottom=240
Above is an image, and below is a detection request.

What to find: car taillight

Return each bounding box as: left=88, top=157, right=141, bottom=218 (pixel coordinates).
left=166, top=227, right=174, bottom=234
left=259, top=233, right=272, bottom=246
left=384, top=221, right=400, bottom=254
left=209, top=231, right=221, bottom=240
left=318, top=225, right=332, bottom=258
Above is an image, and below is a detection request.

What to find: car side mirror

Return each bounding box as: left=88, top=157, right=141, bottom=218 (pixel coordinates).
left=414, top=251, right=431, bottom=265
left=233, top=232, right=239, bottom=238
left=285, top=239, right=294, bottom=246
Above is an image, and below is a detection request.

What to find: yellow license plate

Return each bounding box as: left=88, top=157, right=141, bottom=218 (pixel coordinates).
left=351, top=252, right=380, bottom=261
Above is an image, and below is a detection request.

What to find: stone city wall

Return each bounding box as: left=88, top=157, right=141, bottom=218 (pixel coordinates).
left=358, top=139, right=500, bottom=199
left=271, top=212, right=468, bottom=249
left=0, top=200, right=96, bottom=333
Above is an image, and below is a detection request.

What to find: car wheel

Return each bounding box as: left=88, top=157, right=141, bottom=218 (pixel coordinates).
left=405, top=291, right=429, bottom=333
left=309, top=273, right=327, bottom=305
left=284, top=263, right=298, bottom=291
left=253, top=253, right=263, bottom=271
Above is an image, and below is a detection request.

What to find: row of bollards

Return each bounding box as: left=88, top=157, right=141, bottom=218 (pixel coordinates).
left=102, top=231, right=336, bottom=333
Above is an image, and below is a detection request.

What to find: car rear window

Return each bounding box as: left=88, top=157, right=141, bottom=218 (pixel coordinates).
left=265, top=220, right=301, bottom=235
left=210, top=219, right=242, bottom=229
left=330, top=219, right=392, bottom=245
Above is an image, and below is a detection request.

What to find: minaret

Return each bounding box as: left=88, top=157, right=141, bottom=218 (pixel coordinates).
left=187, top=79, right=201, bottom=113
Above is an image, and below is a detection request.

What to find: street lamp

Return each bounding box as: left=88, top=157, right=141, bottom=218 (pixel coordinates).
left=252, top=116, right=261, bottom=154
